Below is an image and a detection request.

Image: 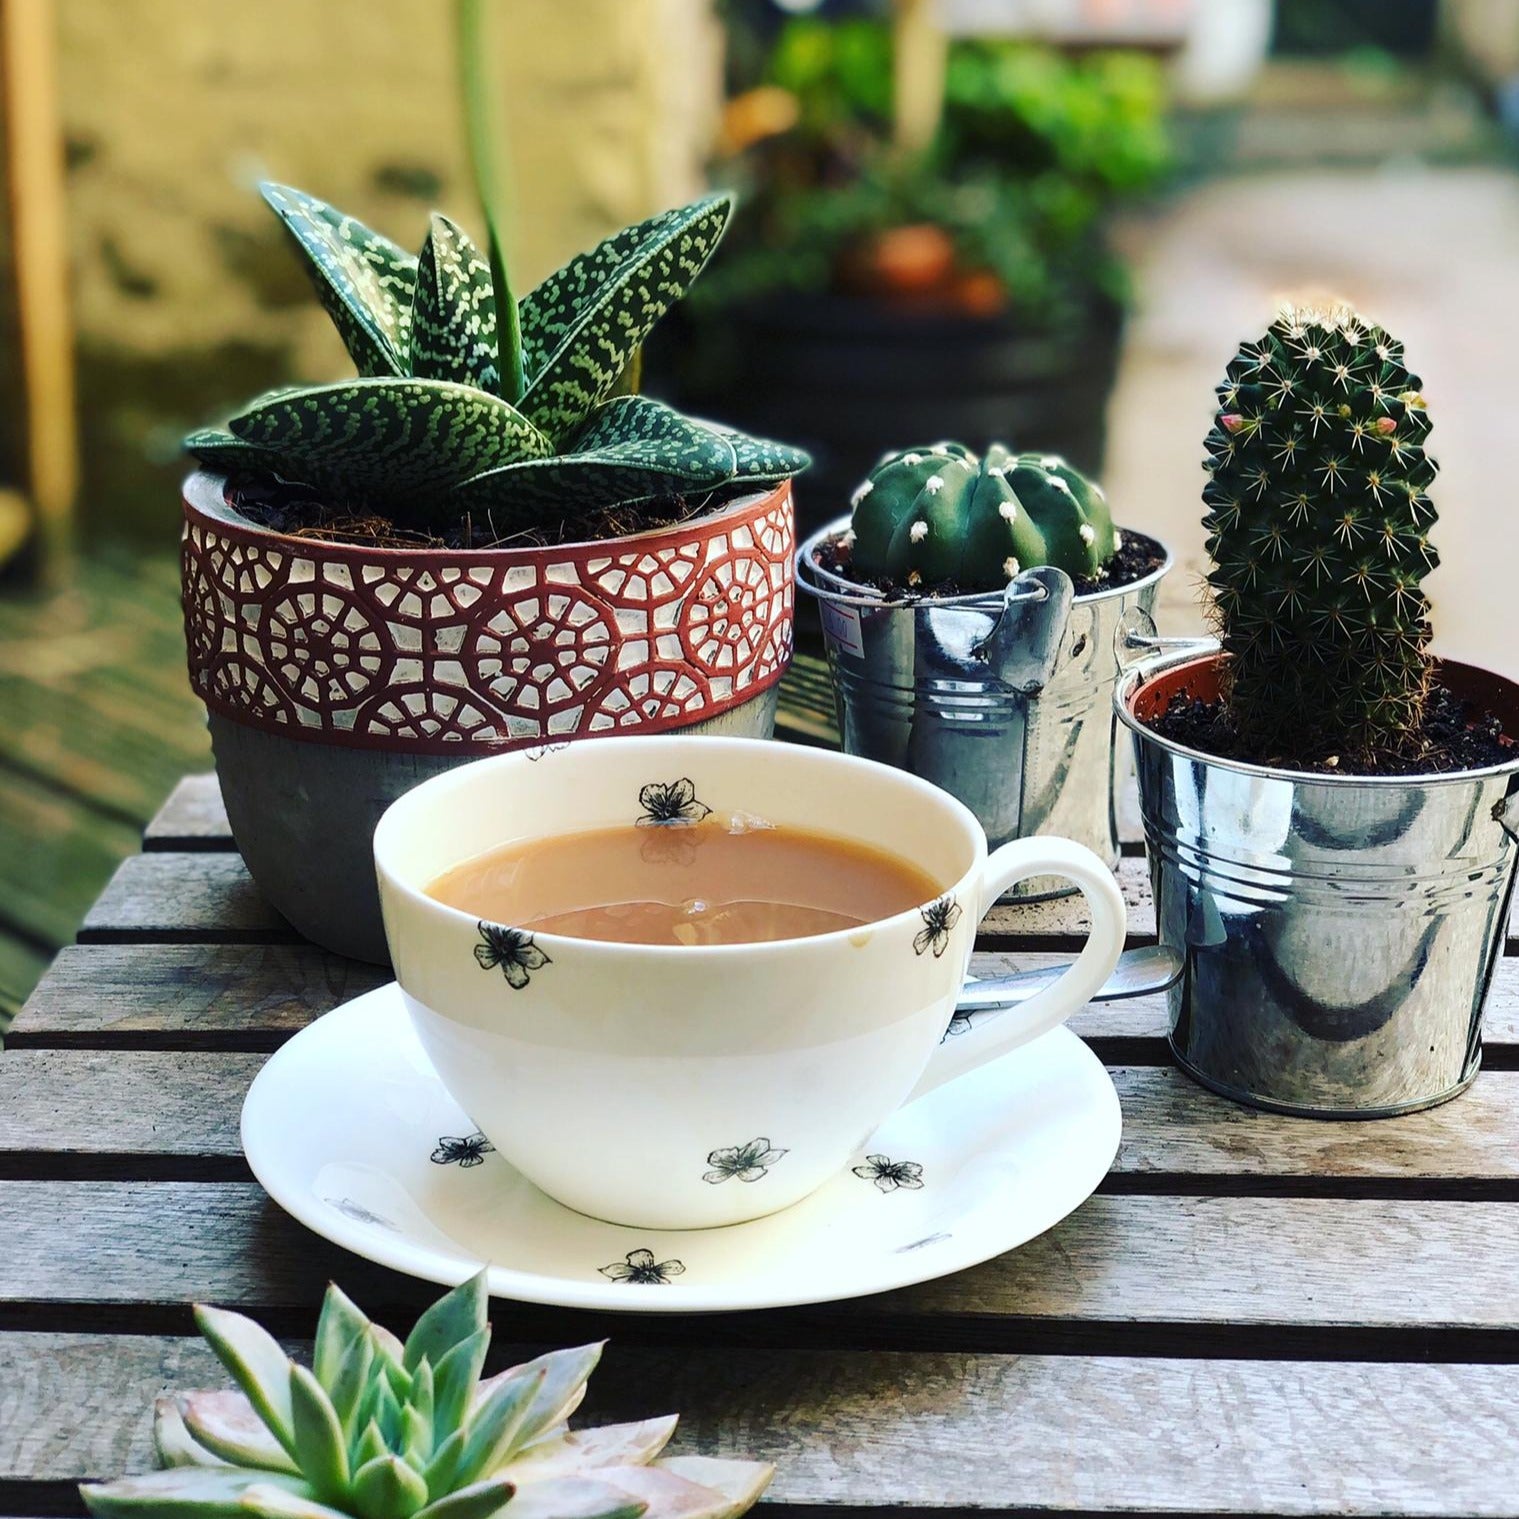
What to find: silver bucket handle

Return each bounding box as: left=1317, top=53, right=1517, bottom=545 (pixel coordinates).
left=1114, top=608, right=1218, bottom=672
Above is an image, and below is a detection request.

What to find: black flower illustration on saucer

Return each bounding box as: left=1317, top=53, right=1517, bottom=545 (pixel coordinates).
left=702, top=1137, right=788, bottom=1184
left=474, top=921, right=551, bottom=988
left=853, top=1154, right=925, bottom=1192
left=431, top=1132, right=495, bottom=1168
left=637, top=778, right=712, bottom=826
left=599, top=1248, right=686, bottom=1285
left=913, top=896, right=962, bottom=958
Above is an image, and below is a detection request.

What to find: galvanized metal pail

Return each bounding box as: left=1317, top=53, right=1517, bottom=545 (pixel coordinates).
left=798, top=515, right=1171, bottom=898
left=1118, top=646, right=1519, bottom=1117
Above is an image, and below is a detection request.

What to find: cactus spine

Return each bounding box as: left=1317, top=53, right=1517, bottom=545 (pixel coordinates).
left=849, top=443, right=1117, bottom=592
left=1202, top=305, right=1439, bottom=760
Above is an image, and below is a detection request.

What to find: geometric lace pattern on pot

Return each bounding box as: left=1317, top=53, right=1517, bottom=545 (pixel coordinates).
left=182, top=486, right=795, bottom=754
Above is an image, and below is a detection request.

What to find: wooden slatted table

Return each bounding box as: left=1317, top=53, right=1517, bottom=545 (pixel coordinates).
left=4, top=772, right=1519, bottom=1518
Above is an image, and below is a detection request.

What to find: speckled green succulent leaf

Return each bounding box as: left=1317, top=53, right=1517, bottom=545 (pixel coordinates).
left=447, top=397, right=800, bottom=530
left=183, top=428, right=288, bottom=477
left=261, top=183, right=416, bottom=378
left=410, top=216, right=500, bottom=394
left=518, top=195, right=732, bottom=443
left=225, top=380, right=552, bottom=517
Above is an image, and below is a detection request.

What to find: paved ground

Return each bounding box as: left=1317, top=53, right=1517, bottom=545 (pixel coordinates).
left=1105, top=163, right=1519, bottom=681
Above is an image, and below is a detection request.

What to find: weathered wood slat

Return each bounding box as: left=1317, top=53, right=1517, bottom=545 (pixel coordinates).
left=1, top=1182, right=1514, bottom=1345
left=77, top=854, right=290, bottom=943
left=141, top=775, right=232, bottom=852
left=16, top=943, right=1519, bottom=1067
left=10, top=944, right=389, bottom=1048
left=4, top=1332, right=1518, bottom=1516
left=4, top=1051, right=1518, bottom=1184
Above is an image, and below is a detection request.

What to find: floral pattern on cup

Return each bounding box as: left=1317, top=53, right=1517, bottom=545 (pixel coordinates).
left=636, top=778, right=712, bottom=826
left=702, top=1137, right=788, bottom=1185
left=431, top=1132, right=495, bottom=1167
left=853, top=1154, right=925, bottom=1192
left=474, top=922, right=551, bottom=988
left=913, top=896, right=962, bottom=958
left=599, top=1249, right=686, bottom=1285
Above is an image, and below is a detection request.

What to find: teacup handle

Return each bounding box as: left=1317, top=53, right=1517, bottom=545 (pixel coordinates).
left=905, top=837, right=1126, bottom=1104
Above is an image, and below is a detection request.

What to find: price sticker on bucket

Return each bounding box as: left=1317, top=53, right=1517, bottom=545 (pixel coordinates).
left=820, top=599, right=865, bottom=660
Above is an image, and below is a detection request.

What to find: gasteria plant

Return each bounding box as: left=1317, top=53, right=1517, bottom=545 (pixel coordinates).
left=81, top=1273, right=771, bottom=1519
left=849, top=442, right=1117, bottom=592
left=186, top=186, right=808, bottom=534
left=1202, top=304, right=1439, bottom=760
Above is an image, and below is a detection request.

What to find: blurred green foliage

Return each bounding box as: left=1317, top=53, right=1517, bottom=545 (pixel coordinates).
left=697, top=16, right=1173, bottom=330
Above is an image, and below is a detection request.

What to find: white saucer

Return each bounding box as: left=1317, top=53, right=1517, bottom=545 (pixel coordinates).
left=242, top=985, right=1120, bottom=1313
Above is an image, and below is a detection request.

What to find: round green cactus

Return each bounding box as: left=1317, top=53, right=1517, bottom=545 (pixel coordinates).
left=848, top=443, right=1118, bottom=592
left=1203, top=305, right=1439, bottom=759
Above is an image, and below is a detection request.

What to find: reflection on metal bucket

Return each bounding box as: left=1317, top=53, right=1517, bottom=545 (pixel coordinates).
left=798, top=516, right=1170, bottom=899
left=1118, top=647, right=1519, bottom=1117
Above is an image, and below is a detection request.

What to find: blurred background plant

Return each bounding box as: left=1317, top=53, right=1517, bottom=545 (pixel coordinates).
left=694, top=13, right=1172, bottom=326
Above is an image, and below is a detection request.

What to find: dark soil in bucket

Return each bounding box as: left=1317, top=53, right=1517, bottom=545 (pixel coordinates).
left=222, top=472, right=721, bottom=551
left=815, top=528, right=1166, bottom=602
left=1149, top=683, right=1515, bottom=777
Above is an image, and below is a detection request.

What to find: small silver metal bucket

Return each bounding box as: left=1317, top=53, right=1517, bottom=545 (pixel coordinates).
left=797, top=515, right=1171, bottom=898
left=1117, top=641, right=1519, bottom=1117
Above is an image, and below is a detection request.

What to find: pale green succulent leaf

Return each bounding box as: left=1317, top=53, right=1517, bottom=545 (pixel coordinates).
left=453, top=1365, right=545, bottom=1488
left=313, top=1284, right=371, bottom=1388
left=289, top=1365, right=350, bottom=1501
left=496, top=1476, right=646, bottom=1519
left=350, top=1454, right=430, bottom=1519
left=371, top=1325, right=407, bottom=1377
left=238, top=1483, right=355, bottom=1519
left=327, top=1328, right=377, bottom=1442
left=352, top=1418, right=388, bottom=1473
left=496, top=1343, right=605, bottom=1452
left=180, top=1392, right=300, bottom=1475
left=261, top=183, right=415, bottom=377
left=649, top=1458, right=774, bottom=1519
left=402, top=1400, right=434, bottom=1470
left=194, top=1305, right=299, bottom=1461
left=586, top=1466, right=761, bottom=1519
left=429, top=1329, right=489, bottom=1446
left=155, top=1396, right=231, bottom=1471
left=411, top=1476, right=516, bottom=1519
left=81, top=1467, right=313, bottom=1519
left=404, top=1270, right=488, bottom=1374
left=422, top=1426, right=468, bottom=1500
left=507, top=1418, right=677, bottom=1482
left=411, top=215, right=500, bottom=394
left=518, top=195, right=732, bottom=444
left=225, top=380, right=552, bottom=516
left=408, top=1359, right=435, bottom=1428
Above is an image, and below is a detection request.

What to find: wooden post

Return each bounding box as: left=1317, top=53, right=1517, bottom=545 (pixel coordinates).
left=1, top=0, right=77, bottom=579
left=892, top=0, right=947, bottom=160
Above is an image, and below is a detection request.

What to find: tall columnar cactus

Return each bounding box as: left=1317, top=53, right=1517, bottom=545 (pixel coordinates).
left=1202, top=306, right=1439, bottom=759
left=81, top=1272, right=771, bottom=1519
left=848, top=443, right=1117, bottom=593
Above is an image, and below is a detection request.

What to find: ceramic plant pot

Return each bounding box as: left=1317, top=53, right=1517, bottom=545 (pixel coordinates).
left=181, top=471, right=796, bottom=961
left=798, top=515, right=1171, bottom=898
left=1119, top=649, right=1519, bottom=1117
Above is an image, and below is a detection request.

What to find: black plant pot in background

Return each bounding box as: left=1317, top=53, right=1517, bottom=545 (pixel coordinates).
left=648, top=292, right=1125, bottom=537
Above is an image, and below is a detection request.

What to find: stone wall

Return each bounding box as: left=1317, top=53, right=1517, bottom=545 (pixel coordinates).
left=44, top=0, right=719, bottom=541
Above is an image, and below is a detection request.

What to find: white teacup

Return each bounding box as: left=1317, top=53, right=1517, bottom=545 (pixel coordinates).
left=375, top=735, right=1125, bottom=1230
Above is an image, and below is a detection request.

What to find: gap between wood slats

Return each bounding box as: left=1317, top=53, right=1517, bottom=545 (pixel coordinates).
left=5, top=1336, right=1519, bottom=1516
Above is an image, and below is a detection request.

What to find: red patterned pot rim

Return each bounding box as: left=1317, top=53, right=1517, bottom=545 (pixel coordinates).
left=182, top=473, right=795, bottom=755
